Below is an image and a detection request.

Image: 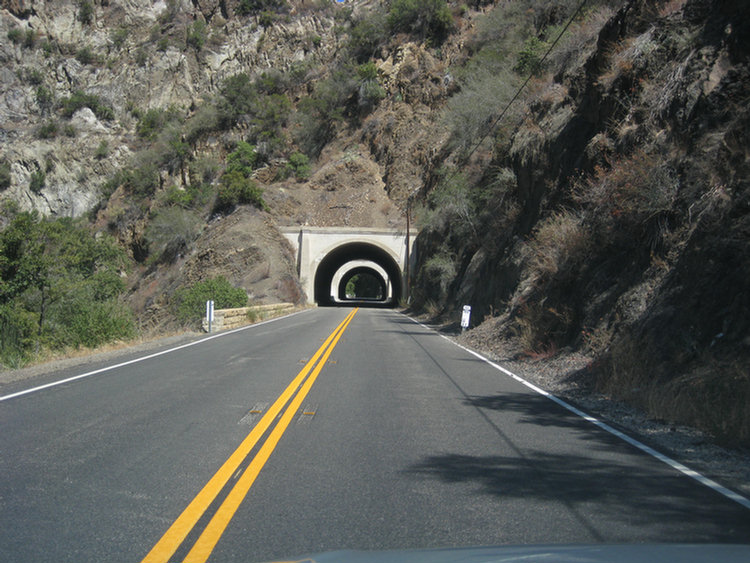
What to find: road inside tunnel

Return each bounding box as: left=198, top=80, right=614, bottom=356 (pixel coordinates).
left=314, top=242, right=402, bottom=307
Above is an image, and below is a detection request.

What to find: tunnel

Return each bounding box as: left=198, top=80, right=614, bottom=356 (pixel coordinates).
left=337, top=265, right=388, bottom=302
left=314, top=242, right=403, bottom=307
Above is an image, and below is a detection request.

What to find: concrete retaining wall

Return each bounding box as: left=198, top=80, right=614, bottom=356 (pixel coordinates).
left=202, top=303, right=296, bottom=332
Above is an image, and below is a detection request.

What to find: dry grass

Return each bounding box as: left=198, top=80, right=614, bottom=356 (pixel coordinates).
left=601, top=335, right=750, bottom=448
left=526, top=210, right=588, bottom=284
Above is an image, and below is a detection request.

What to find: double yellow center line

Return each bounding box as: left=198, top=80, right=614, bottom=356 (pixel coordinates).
left=142, top=308, right=359, bottom=563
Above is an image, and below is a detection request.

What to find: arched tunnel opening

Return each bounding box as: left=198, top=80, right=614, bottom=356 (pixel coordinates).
left=339, top=266, right=386, bottom=302
left=314, top=242, right=402, bottom=307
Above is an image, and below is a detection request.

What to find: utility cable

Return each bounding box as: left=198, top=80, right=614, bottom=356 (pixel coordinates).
left=461, top=0, right=591, bottom=164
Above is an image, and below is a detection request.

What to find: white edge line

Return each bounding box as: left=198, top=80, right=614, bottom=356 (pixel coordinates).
left=0, top=309, right=309, bottom=403
left=402, top=313, right=750, bottom=512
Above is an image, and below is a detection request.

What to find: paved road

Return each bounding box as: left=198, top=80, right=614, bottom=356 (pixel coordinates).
left=1, top=308, right=749, bottom=562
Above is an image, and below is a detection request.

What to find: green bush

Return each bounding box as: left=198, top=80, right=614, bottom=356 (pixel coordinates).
left=281, top=151, right=311, bottom=180
left=76, top=46, right=98, bottom=65
left=356, top=62, right=386, bottom=111
left=186, top=19, right=207, bottom=51
left=0, top=160, right=11, bottom=191
left=7, top=27, right=23, bottom=45
left=226, top=141, right=259, bottom=176
left=29, top=170, right=46, bottom=193
left=108, top=160, right=160, bottom=197
left=36, top=120, right=58, bottom=139
left=136, top=106, right=183, bottom=140
left=36, top=85, right=54, bottom=112
left=110, top=27, right=129, bottom=49
left=217, top=73, right=257, bottom=129
left=60, top=90, right=114, bottom=121
left=347, top=11, right=389, bottom=63
left=294, top=69, right=357, bottom=157
left=78, top=0, right=94, bottom=25
left=173, top=276, right=248, bottom=324
left=95, top=140, right=109, bottom=160
left=215, top=170, right=266, bottom=213
left=387, top=0, right=454, bottom=44
left=51, top=296, right=135, bottom=349
left=514, top=36, right=547, bottom=76
left=236, top=0, right=288, bottom=16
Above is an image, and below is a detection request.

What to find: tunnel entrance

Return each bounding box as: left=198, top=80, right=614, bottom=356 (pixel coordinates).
left=314, top=242, right=402, bottom=307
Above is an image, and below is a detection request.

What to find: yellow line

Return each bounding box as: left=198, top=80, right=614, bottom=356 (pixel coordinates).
left=182, top=308, right=358, bottom=562
left=141, top=309, right=358, bottom=563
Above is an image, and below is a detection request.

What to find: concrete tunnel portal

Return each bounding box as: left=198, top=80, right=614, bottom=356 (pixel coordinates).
left=314, top=242, right=402, bottom=307
left=279, top=226, right=417, bottom=308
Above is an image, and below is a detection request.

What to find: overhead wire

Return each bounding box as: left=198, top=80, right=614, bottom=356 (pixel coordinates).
left=460, top=0, right=591, bottom=165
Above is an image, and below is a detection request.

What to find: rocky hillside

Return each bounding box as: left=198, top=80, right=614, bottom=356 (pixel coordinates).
left=410, top=0, right=750, bottom=447
left=1, top=0, right=748, bottom=446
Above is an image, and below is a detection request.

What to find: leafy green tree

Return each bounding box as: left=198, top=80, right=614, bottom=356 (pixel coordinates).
left=217, top=73, right=258, bottom=129
left=0, top=213, right=134, bottom=362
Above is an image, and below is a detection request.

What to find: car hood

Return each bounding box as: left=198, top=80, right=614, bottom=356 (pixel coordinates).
left=264, top=544, right=750, bottom=563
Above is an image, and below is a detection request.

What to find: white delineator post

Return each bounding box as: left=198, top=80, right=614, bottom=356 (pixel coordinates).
left=206, top=300, right=215, bottom=333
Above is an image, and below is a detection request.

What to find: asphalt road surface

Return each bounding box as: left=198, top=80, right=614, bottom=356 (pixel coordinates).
left=2, top=308, right=749, bottom=563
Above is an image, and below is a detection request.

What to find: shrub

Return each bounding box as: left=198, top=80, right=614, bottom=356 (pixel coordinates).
left=281, top=151, right=311, bottom=180
left=226, top=141, right=259, bottom=176
left=387, top=0, right=454, bottom=44
left=419, top=249, right=457, bottom=303
left=525, top=210, right=588, bottom=285
left=52, top=296, right=135, bottom=349
left=109, top=160, right=160, bottom=197
left=29, top=170, right=46, bottom=193
left=186, top=19, right=207, bottom=51
left=0, top=160, right=11, bottom=191
left=514, top=36, right=548, bottom=76
left=173, top=276, right=248, bottom=323
left=60, top=90, right=114, bottom=120
left=347, top=11, right=389, bottom=63
left=136, top=106, right=183, bottom=140
left=76, top=46, right=98, bottom=65
left=145, top=207, right=202, bottom=263
left=95, top=141, right=109, bottom=160
left=217, top=73, right=257, bottom=129
left=110, top=27, right=129, bottom=49
left=294, top=69, right=357, bottom=157
left=78, top=0, right=94, bottom=25
left=356, top=62, right=386, bottom=111
left=236, top=0, right=289, bottom=16
left=36, top=85, right=54, bottom=112
left=36, top=120, right=58, bottom=139
left=7, top=27, right=23, bottom=45
left=576, top=150, right=677, bottom=240
left=215, top=170, right=266, bottom=213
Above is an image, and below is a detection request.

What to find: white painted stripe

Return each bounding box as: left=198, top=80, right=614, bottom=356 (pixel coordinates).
left=0, top=310, right=308, bottom=403
left=403, top=313, right=750, bottom=511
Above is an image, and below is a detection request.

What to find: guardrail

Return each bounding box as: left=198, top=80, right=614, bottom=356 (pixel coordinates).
left=202, top=303, right=296, bottom=332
